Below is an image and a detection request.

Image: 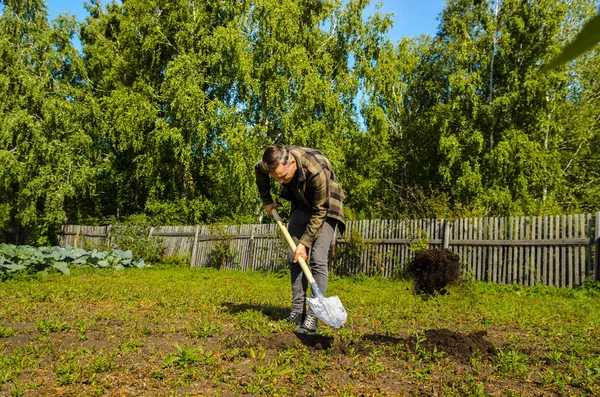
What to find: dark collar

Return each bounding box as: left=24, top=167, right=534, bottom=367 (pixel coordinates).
left=291, top=151, right=306, bottom=183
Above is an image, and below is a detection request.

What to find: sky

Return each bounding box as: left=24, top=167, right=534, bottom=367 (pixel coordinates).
left=45, top=0, right=448, bottom=42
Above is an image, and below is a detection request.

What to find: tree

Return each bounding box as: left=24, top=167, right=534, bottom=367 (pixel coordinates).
left=398, top=0, right=598, bottom=216
left=0, top=0, right=96, bottom=243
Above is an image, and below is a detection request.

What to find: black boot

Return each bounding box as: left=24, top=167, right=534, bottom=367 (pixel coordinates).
left=296, top=314, right=318, bottom=335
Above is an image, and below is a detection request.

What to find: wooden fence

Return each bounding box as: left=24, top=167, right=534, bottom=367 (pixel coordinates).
left=57, top=212, right=600, bottom=288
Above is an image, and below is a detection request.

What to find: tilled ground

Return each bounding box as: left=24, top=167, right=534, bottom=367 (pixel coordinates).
left=1, top=319, right=591, bottom=397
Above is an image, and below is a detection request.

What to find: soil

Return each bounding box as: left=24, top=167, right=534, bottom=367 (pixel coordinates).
left=1, top=320, right=588, bottom=397
left=2, top=304, right=592, bottom=397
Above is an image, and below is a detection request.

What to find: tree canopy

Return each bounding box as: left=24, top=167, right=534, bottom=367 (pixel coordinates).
left=1, top=0, right=598, bottom=243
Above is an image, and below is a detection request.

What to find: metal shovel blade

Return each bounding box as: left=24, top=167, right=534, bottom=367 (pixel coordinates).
left=307, top=294, right=347, bottom=328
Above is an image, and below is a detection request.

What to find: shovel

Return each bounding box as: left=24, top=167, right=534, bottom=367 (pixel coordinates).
left=272, top=209, right=347, bottom=328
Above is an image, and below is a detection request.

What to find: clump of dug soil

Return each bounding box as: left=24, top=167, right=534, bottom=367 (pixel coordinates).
left=407, top=329, right=497, bottom=364
left=407, top=248, right=462, bottom=296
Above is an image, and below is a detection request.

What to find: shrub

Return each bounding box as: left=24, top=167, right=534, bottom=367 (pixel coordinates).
left=407, top=248, right=462, bottom=296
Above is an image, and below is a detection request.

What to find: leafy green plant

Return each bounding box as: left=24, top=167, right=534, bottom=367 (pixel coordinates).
left=207, top=226, right=236, bottom=269
left=1, top=265, right=599, bottom=395
left=163, top=344, right=216, bottom=369
left=188, top=322, right=223, bottom=339
left=0, top=326, right=16, bottom=338
left=35, top=319, right=68, bottom=335
left=55, top=361, right=82, bottom=386
left=107, top=216, right=165, bottom=263
left=0, top=244, right=149, bottom=279
left=334, top=228, right=372, bottom=276
left=494, top=349, right=530, bottom=379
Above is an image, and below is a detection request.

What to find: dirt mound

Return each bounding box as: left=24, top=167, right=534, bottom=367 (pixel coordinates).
left=407, top=329, right=497, bottom=363
left=407, top=248, right=462, bottom=296
left=241, top=332, right=334, bottom=351
left=233, top=328, right=496, bottom=365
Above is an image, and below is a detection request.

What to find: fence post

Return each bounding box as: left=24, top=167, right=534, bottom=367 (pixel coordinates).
left=105, top=224, right=112, bottom=247
left=74, top=225, right=81, bottom=249
left=248, top=225, right=255, bottom=271
left=595, top=212, right=600, bottom=282
left=443, top=220, right=450, bottom=249
left=190, top=225, right=200, bottom=268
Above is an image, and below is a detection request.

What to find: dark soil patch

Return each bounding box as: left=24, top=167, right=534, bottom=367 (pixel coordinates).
left=407, top=248, right=462, bottom=296
left=245, top=327, right=497, bottom=365
left=407, top=328, right=497, bottom=363
left=241, top=332, right=335, bottom=351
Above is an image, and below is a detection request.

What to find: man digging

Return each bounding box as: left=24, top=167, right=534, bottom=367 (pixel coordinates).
left=255, top=145, right=346, bottom=335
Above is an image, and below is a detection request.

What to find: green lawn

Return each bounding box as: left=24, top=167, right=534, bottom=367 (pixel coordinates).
left=1, top=265, right=599, bottom=396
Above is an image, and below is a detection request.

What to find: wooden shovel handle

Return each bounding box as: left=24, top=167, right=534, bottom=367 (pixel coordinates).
left=272, top=209, right=316, bottom=285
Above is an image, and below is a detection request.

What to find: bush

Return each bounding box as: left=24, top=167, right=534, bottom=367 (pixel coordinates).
left=407, top=248, right=462, bottom=296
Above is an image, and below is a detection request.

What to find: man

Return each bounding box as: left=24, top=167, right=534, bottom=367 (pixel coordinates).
left=255, top=145, right=346, bottom=335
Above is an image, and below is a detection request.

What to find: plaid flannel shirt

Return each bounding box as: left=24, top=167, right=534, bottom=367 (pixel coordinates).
left=255, top=146, right=346, bottom=247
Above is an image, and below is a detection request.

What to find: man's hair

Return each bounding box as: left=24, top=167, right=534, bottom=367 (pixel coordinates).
left=261, top=145, right=291, bottom=173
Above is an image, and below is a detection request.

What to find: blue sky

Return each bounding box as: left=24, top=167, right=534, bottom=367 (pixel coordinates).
left=45, top=0, right=447, bottom=41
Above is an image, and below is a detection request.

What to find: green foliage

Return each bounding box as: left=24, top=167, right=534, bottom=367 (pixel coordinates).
left=1, top=0, right=600, bottom=241
left=206, top=226, right=236, bottom=269
left=0, top=0, right=98, bottom=243
left=0, top=268, right=599, bottom=394
left=107, top=216, right=164, bottom=263
left=333, top=228, right=371, bottom=276
left=0, top=243, right=148, bottom=280
left=542, top=12, right=600, bottom=71
left=162, top=344, right=216, bottom=369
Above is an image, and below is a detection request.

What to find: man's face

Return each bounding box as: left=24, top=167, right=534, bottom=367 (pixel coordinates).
left=270, top=159, right=296, bottom=184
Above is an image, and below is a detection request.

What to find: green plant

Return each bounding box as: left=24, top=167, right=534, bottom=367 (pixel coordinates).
left=408, top=229, right=430, bottom=252
left=163, top=344, right=216, bottom=369
left=1, top=265, right=600, bottom=395
left=188, top=322, right=223, bottom=339
left=55, top=361, right=82, bottom=386
left=0, top=243, right=149, bottom=280
left=108, top=217, right=164, bottom=264
left=207, top=226, right=236, bottom=269
left=365, top=350, right=388, bottom=378
left=334, top=228, right=372, bottom=276
left=0, top=325, right=16, bottom=338
left=118, top=340, right=143, bottom=354
left=494, top=349, right=530, bottom=379
left=88, top=353, right=114, bottom=374
left=35, top=319, right=68, bottom=334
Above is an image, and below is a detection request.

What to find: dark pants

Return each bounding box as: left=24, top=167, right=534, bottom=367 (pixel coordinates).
left=287, top=209, right=337, bottom=316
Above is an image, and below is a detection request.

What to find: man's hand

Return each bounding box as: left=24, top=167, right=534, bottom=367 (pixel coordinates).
left=264, top=203, right=277, bottom=216
left=294, top=243, right=308, bottom=263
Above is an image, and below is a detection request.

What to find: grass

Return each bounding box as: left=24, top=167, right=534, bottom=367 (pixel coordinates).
left=0, top=266, right=599, bottom=396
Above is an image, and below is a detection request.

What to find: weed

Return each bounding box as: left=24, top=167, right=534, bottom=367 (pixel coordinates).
left=494, top=349, right=530, bottom=379
left=88, top=353, right=114, bottom=374
left=366, top=349, right=388, bottom=378
left=118, top=339, right=144, bottom=354
left=163, top=344, right=216, bottom=369
left=234, top=310, right=270, bottom=335
left=188, top=322, right=222, bottom=339
left=334, top=228, right=372, bottom=276
left=35, top=318, right=68, bottom=334
left=0, top=326, right=16, bottom=338
left=55, top=361, right=82, bottom=386
left=207, top=226, right=236, bottom=269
